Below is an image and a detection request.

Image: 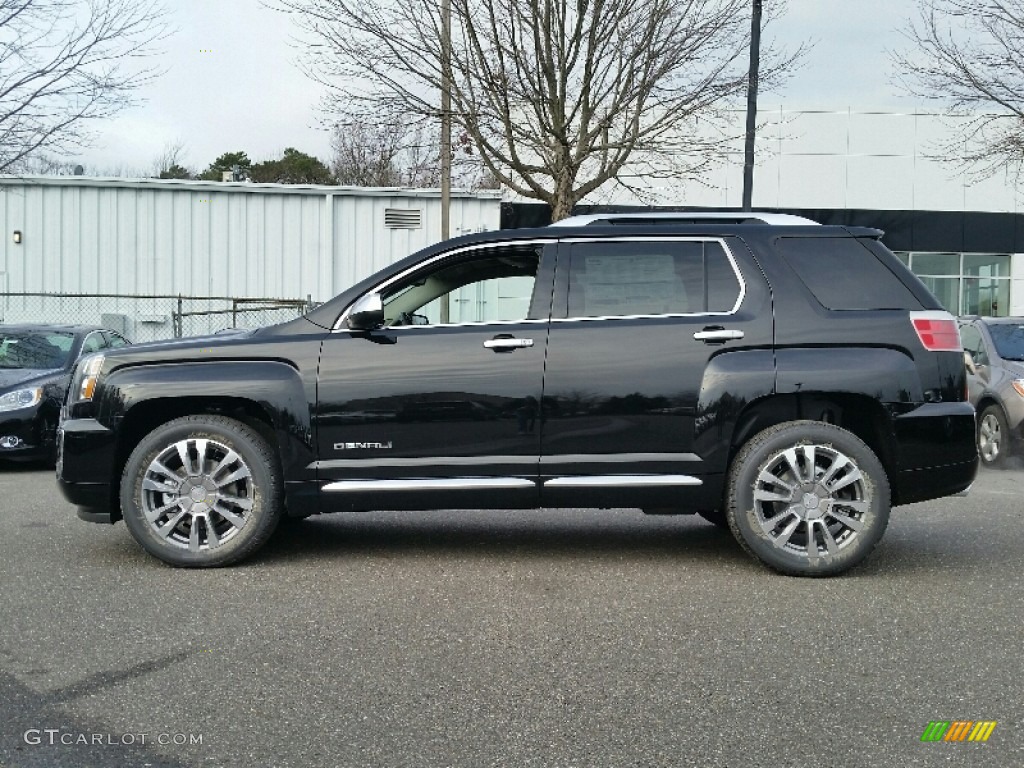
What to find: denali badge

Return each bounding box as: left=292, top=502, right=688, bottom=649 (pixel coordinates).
left=334, top=441, right=393, bottom=450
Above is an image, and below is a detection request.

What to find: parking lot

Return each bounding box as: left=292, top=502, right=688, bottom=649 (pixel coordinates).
left=0, top=461, right=1021, bottom=768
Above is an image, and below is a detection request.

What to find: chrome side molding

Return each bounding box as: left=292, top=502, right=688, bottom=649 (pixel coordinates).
left=322, top=478, right=535, bottom=492
left=543, top=475, right=702, bottom=488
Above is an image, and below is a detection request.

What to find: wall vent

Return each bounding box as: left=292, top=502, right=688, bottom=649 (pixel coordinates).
left=384, top=208, right=423, bottom=229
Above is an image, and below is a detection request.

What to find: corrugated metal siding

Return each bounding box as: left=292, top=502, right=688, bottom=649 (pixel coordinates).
left=0, top=177, right=502, bottom=303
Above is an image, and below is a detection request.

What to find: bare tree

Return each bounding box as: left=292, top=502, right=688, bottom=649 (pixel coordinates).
left=331, top=122, right=415, bottom=187
left=0, top=0, right=170, bottom=174
left=895, top=0, right=1024, bottom=177
left=151, top=140, right=191, bottom=178
left=274, top=0, right=798, bottom=220
left=331, top=120, right=493, bottom=189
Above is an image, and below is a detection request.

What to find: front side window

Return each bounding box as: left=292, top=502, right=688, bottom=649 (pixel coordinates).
left=959, top=324, right=987, bottom=365
left=566, top=240, right=741, bottom=318
left=81, top=333, right=106, bottom=354
left=380, top=245, right=542, bottom=326
left=104, top=332, right=130, bottom=348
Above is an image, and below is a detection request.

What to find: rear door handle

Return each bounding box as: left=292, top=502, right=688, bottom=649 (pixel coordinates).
left=693, top=329, right=744, bottom=342
left=483, top=337, right=534, bottom=352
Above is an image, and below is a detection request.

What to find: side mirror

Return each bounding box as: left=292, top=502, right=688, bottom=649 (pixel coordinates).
left=346, top=293, right=385, bottom=331
left=964, top=350, right=977, bottom=375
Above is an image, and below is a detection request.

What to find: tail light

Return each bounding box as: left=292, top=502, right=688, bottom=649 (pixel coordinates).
left=910, top=311, right=961, bottom=352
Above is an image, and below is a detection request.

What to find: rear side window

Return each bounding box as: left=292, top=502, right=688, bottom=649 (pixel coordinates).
left=776, top=237, right=920, bottom=310
left=566, top=240, right=741, bottom=317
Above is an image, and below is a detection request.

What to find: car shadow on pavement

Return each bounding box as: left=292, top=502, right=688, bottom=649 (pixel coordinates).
left=255, top=510, right=753, bottom=568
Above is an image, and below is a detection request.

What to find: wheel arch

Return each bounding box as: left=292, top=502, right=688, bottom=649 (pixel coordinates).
left=728, top=392, right=898, bottom=481
left=976, top=395, right=1008, bottom=422
left=109, top=397, right=285, bottom=523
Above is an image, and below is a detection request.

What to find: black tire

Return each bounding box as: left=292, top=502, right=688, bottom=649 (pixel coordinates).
left=697, top=508, right=729, bottom=528
left=726, top=420, right=890, bottom=577
left=977, top=404, right=1009, bottom=468
left=120, top=415, right=283, bottom=567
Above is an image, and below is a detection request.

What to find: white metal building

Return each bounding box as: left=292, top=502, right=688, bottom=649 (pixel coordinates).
left=0, top=176, right=501, bottom=337
left=584, top=108, right=1024, bottom=317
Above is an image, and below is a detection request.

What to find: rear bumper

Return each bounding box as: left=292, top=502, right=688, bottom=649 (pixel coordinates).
left=56, top=417, right=118, bottom=521
left=891, top=401, right=978, bottom=505
left=894, top=459, right=978, bottom=505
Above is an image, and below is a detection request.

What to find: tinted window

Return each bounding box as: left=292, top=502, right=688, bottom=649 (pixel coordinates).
left=81, top=333, right=106, bottom=354
left=567, top=240, right=740, bottom=318
left=381, top=244, right=541, bottom=325
left=959, top=324, right=988, bottom=364
left=987, top=322, right=1024, bottom=361
left=776, top=237, right=920, bottom=310
left=105, top=332, right=130, bottom=348
left=959, top=325, right=982, bottom=354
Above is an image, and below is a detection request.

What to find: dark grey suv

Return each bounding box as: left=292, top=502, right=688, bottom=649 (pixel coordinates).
left=960, top=316, right=1024, bottom=466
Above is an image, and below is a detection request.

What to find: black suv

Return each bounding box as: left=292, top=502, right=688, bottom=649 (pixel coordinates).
left=57, top=213, right=977, bottom=576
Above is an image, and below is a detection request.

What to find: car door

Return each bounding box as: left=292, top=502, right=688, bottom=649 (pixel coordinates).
left=538, top=235, right=774, bottom=509
left=315, top=239, right=556, bottom=512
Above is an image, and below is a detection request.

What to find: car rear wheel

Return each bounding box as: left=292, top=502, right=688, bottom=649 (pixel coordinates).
left=977, top=405, right=1008, bottom=467
left=726, top=421, right=890, bottom=577
left=121, top=415, right=283, bottom=567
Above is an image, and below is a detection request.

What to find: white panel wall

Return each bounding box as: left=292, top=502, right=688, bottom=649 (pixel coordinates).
left=0, top=177, right=500, bottom=336
left=0, top=177, right=501, bottom=302
left=571, top=108, right=1024, bottom=214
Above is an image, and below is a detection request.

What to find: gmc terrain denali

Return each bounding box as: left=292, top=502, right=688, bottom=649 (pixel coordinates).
left=57, top=213, right=978, bottom=576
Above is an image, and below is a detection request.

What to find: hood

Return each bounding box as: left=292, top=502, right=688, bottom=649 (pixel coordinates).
left=126, top=328, right=257, bottom=351
left=999, top=359, right=1024, bottom=378
left=0, top=367, right=63, bottom=392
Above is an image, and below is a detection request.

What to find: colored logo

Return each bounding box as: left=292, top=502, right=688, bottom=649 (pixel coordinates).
left=921, top=721, right=996, bottom=742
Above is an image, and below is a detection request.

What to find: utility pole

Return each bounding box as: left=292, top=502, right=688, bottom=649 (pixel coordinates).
left=440, top=0, right=452, bottom=241
left=440, top=0, right=452, bottom=323
left=741, top=0, right=762, bottom=211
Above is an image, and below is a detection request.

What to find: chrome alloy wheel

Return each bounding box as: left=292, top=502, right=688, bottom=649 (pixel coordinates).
left=140, top=438, right=255, bottom=552
left=978, top=412, right=1003, bottom=464
left=752, top=443, right=869, bottom=564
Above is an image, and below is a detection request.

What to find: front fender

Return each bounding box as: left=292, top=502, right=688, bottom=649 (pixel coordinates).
left=96, top=360, right=314, bottom=479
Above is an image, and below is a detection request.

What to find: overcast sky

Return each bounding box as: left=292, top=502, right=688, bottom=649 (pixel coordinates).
left=77, top=0, right=922, bottom=174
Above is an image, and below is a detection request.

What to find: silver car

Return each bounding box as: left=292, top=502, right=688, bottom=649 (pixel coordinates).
left=959, top=317, right=1024, bottom=466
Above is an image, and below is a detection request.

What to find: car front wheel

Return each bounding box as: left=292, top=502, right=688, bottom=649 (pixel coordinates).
left=726, top=421, right=890, bottom=577
left=977, top=404, right=1008, bottom=467
left=120, top=415, right=283, bottom=567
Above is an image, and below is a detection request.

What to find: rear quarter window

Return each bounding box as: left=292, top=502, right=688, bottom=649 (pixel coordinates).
left=775, top=236, right=921, bottom=310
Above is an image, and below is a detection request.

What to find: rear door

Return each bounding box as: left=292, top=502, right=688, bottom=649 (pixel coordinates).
left=538, top=235, right=773, bottom=509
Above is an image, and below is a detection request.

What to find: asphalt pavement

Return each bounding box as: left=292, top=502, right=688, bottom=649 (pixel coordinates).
left=0, top=459, right=1021, bottom=768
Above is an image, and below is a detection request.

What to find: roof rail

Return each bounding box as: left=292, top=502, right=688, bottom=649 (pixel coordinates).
left=550, top=211, right=820, bottom=227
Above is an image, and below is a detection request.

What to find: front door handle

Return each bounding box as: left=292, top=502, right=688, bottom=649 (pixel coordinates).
left=483, top=336, right=534, bottom=352
left=693, top=328, right=744, bottom=343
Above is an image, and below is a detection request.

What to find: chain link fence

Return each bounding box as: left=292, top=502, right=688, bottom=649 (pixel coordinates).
left=0, top=292, right=317, bottom=342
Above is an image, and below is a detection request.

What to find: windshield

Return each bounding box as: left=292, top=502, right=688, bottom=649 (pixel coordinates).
left=0, top=331, right=75, bottom=369
left=987, top=323, right=1024, bottom=361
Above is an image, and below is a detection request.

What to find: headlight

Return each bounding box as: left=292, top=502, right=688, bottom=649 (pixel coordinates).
left=73, top=354, right=105, bottom=403
left=1012, top=379, right=1024, bottom=398
left=0, top=387, right=43, bottom=412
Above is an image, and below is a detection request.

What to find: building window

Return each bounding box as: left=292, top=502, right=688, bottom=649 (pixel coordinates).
left=893, top=251, right=1011, bottom=317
